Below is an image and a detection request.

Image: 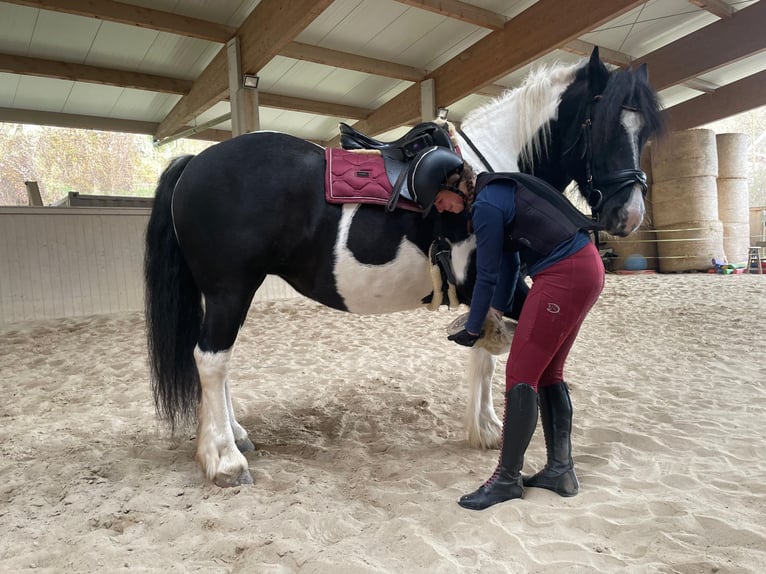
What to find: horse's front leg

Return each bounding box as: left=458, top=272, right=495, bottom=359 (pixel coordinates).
left=464, top=347, right=502, bottom=449
left=194, top=347, right=253, bottom=487
left=226, top=379, right=255, bottom=453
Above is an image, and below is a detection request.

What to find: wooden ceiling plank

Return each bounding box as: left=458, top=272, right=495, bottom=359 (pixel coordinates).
left=665, top=69, right=766, bottom=131
left=258, top=93, right=371, bottom=120
left=0, top=53, right=192, bottom=94
left=4, top=0, right=235, bottom=43
left=281, top=42, right=427, bottom=82
left=635, top=1, right=766, bottom=91
left=155, top=0, right=333, bottom=141
left=688, top=0, right=734, bottom=18
left=354, top=0, right=644, bottom=137
left=392, top=0, right=506, bottom=30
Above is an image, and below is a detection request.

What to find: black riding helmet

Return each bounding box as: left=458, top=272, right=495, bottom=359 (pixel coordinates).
left=407, top=146, right=464, bottom=217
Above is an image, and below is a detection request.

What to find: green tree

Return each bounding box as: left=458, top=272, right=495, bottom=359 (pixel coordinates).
left=0, top=124, right=213, bottom=205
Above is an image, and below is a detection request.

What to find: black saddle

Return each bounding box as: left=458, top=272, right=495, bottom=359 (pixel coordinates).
left=339, top=121, right=454, bottom=162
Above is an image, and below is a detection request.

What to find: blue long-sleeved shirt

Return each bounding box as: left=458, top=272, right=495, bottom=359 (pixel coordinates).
left=465, top=181, right=591, bottom=335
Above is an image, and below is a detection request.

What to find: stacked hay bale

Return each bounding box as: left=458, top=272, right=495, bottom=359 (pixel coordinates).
left=651, top=129, right=725, bottom=272
left=599, top=143, right=658, bottom=271
left=716, top=133, right=750, bottom=264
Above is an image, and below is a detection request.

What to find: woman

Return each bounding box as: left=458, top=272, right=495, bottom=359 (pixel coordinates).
left=416, top=149, right=605, bottom=511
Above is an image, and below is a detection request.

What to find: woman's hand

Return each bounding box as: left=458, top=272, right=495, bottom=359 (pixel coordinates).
left=447, top=329, right=480, bottom=347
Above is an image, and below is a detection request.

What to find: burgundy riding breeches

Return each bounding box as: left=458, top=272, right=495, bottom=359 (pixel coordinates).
left=505, top=241, right=605, bottom=391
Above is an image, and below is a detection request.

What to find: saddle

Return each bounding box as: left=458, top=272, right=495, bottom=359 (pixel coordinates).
left=337, top=121, right=458, bottom=211
left=339, top=121, right=454, bottom=162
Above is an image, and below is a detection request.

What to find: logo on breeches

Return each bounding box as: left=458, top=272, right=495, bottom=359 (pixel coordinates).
left=546, top=303, right=561, bottom=314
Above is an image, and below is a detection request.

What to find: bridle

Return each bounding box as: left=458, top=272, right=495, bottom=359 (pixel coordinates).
left=568, top=95, right=648, bottom=213
left=458, top=95, right=648, bottom=217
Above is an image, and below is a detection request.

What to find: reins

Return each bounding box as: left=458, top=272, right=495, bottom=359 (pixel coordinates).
left=457, top=127, right=494, bottom=173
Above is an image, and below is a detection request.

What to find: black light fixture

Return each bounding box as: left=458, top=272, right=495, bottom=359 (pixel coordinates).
left=243, top=74, right=259, bottom=89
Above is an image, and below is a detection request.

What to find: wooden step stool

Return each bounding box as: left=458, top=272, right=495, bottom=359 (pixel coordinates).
left=746, top=247, right=763, bottom=274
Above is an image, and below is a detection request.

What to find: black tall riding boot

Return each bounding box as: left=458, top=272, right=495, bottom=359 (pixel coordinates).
left=458, top=383, right=538, bottom=511
left=523, top=382, right=579, bottom=497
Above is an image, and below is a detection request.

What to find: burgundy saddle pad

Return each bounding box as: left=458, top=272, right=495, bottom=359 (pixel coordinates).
left=324, top=148, right=421, bottom=213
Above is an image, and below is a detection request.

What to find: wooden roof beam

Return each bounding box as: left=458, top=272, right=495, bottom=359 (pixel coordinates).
left=258, top=93, right=371, bottom=121
left=353, top=0, right=645, bottom=138
left=664, top=69, right=766, bottom=131
left=688, top=0, right=735, bottom=19
left=0, top=106, right=231, bottom=141
left=0, top=52, right=373, bottom=120
left=154, top=0, right=333, bottom=141
left=634, top=0, right=766, bottom=91
left=392, top=0, right=506, bottom=30
left=0, top=53, right=193, bottom=94
left=4, top=0, right=235, bottom=43
left=280, top=42, right=427, bottom=82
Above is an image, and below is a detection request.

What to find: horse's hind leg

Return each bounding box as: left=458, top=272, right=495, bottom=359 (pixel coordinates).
left=194, top=290, right=256, bottom=487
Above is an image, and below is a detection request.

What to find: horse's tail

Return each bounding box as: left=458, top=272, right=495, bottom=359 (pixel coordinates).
left=144, top=154, right=200, bottom=430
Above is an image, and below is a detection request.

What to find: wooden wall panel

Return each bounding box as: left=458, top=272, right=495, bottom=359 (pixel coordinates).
left=0, top=208, right=301, bottom=325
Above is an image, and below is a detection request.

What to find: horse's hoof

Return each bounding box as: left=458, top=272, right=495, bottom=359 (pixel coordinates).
left=236, top=438, right=256, bottom=453
left=214, top=469, right=254, bottom=488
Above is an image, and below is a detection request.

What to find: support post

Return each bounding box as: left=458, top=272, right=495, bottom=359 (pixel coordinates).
left=420, top=78, right=435, bottom=122
left=227, top=37, right=260, bottom=136
left=25, top=181, right=43, bottom=206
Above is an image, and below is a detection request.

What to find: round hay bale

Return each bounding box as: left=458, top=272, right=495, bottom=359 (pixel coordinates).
left=716, top=133, right=750, bottom=179
left=652, top=129, right=718, bottom=182
left=717, top=177, right=749, bottom=224
left=722, top=222, right=751, bottom=265
left=656, top=220, right=724, bottom=273
left=652, top=176, right=719, bottom=228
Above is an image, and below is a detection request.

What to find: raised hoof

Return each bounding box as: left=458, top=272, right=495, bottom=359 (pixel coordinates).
left=214, top=468, right=254, bottom=488
left=235, top=437, right=256, bottom=453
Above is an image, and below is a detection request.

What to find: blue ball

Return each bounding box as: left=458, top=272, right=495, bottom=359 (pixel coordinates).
left=623, top=253, right=648, bottom=271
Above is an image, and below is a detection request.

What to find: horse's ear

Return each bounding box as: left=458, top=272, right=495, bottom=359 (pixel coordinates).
left=587, top=46, right=609, bottom=95
left=635, top=62, right=649, bottom=83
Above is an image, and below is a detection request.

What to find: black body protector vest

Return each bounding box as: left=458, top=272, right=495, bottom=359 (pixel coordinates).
left=475, top=172, right=604, bottom=256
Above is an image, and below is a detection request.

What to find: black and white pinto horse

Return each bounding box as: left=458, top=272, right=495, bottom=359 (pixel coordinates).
left=145, top=48, right=663, bottom=486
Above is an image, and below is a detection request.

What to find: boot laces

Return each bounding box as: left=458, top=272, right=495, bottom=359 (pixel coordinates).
left=482, top=447, right=504, bottom=488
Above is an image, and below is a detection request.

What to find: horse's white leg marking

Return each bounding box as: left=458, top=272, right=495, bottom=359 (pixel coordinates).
left=465, top=347, right=502, bottom=449
left=225, top=379, right=255, bottom=452
left=621, top=109, right=646, bottom=234
left=194, top=347, right=252, bottom=486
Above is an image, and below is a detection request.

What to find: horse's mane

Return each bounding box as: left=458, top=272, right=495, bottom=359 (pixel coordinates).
left=461, top=57, right=665, bottom=172
left=461, top=60, right=583, bottom=170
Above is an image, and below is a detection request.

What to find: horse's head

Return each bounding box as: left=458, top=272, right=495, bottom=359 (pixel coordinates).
left=558, top=48, right=665, bottom=237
